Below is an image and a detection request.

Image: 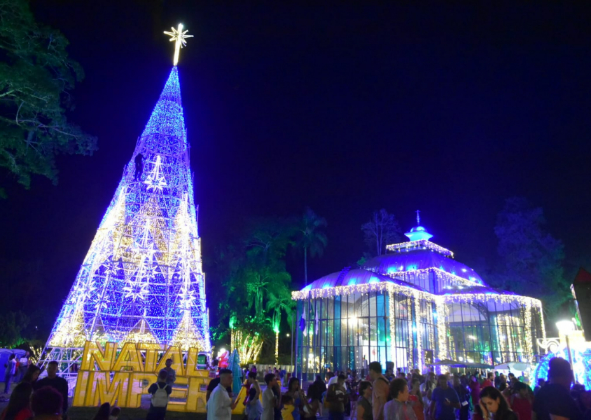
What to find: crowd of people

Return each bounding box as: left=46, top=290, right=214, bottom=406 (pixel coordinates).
left=0, top=355, right=177, bottom=420
left=1, top=353, right=587, bottom=420
left=0, top=357, right=75, bottom=420
left=3, top=353, right=31, bottom=395
left=206, top=357, right=590, bottom=420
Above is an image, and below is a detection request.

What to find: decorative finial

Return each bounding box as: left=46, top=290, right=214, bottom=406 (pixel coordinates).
left=405, top=210, right=433, bottom=242
left=164, top=23, right=193, bottom=66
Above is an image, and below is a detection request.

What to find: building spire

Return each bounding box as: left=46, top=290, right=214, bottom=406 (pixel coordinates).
left=164, top=23, right=193, bottom=66
left=405, top=210, right=433, bottom=241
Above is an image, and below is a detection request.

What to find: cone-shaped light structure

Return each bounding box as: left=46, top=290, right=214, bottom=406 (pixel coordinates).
left=44, top=67, right=211, bottom=368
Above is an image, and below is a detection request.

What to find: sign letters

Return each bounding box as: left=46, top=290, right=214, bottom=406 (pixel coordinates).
left=73, top=341, right=211, bottom=413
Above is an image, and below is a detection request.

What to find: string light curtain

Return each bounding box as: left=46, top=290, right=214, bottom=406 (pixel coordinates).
left=293, top=235, right=544, bottom=379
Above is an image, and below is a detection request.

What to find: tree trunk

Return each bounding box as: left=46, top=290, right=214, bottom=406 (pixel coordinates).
left=304, top=246, right=308, bottom=285
left=376, top=228, right=381, bottom=256
left=275, top=330, right=279, bottom=365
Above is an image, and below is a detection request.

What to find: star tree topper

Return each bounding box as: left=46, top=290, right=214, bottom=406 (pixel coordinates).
left=164, top=23, right=193, bottom=66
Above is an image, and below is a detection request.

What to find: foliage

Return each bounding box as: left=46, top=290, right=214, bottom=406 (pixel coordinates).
left=267, top=283, right=296, bottom=333
left=361, top=209, right=402, bottom=257
left=296, top=207, right=328, bottom=285
left=0, top=258, right=53, bottom=347
left=0, top=311, right=29, bottom=348
left=0, top=0, right=97, bottom=193
left=231, top=323, right=266, bottom=364
left=212, top=218, right=295, bottom=341
left=492, top=197, right=570, bottom=317
left=27, top=345, right=42, bottom=364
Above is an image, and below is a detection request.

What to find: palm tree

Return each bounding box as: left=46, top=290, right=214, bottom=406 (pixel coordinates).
left=267, top=286, right=295, bottom=365
left=298, top=207, right=328, bottom=285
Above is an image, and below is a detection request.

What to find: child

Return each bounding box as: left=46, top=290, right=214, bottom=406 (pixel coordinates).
left=109, top=406, right=121, bottom=420
left=281, top=395, right=294, bottom=420
left=146, top=370, right=172, bottom=420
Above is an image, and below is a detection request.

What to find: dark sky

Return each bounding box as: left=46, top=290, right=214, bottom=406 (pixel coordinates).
left=2, top=1, right=591, bottom=328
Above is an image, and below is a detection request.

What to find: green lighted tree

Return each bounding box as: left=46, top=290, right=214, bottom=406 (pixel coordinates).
left=212, top=217, right=295, bottom=362
left=0, top=311, right=29, bottom=348
left=267, top=285, right=295, bottom=364
left=0, top=0, right=97, bottom=195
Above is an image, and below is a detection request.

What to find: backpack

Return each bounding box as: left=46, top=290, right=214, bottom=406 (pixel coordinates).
left=151, top=383, right=169, bottom=407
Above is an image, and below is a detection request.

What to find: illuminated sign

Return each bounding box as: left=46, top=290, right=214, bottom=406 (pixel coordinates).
left=73, top=341, right=211, bottom=412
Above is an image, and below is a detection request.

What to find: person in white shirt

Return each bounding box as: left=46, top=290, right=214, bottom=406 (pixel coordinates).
left=4, top=354, right=16, bottom=394
left=207, top=369, right=238, bottom=420
left=262, top=373, right=279, bottom=420
left=17, top=352, right=29, bottom=382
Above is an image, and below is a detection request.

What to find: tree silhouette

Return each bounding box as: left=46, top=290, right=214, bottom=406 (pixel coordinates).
left=361, top=209, right=402, bottom=257
left=297, top=207, right=327, bottom=285
left=0, top=0, right=96, bottom=195
left=493, top=197, right=570, bottom=318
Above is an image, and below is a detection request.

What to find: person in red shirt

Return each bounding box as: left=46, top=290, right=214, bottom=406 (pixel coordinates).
left=481, top=372, right=493, bottom=389
left=0, top=382, right=33, bottom=420
left=469, top=375, right=481, bottom=406
left=409, top=378, right=425, bottom=420
left=509, top=382, right=533, bottom=420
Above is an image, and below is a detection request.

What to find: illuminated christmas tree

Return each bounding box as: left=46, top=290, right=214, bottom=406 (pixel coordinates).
left=44, top=25, right=210, bottom=368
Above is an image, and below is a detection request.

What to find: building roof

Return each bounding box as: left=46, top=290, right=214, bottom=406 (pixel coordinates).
left=299, top=218, right=489, bottom=293
left=301, top=268, right=428, bottom=294
left=363, top=248, right=485, bottom=285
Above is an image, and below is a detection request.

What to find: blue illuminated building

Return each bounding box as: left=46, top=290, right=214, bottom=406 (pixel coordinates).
left=293, top=219, right=545, bottom=377
left=44, top=66, right=211, bottom=369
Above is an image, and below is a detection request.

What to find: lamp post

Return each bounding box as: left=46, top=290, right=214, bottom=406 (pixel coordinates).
left=556, top=320, right=575, bottom=366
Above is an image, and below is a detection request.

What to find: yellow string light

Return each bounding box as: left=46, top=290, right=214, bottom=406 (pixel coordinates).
left=232, top=329, right=264, bottom=364
left=170, top=311, right=207, bottom=351
left=435, top=299, right=448, bottom=361
left=386, top=239, right=454, bottom=258
left=407, top=296, right=414, bottom=369
left=388, top=290, right=397, bottom=372
left=49, top=306, right=87, bottom=348
left=414, top=297, right=422, bottom=370
left=120, top=319, right=161, bottom=350
left=293, top=282, right=544, bottom=369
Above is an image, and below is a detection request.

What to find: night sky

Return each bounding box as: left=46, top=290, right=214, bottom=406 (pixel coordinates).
left=2, top=1, right=591, bottom=328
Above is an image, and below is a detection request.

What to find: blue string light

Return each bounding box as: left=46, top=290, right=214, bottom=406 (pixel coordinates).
left=46, top=67, right=211, bottom=355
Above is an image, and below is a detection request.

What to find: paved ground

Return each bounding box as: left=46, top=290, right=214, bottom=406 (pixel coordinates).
left=0, top=383, right=340, bottom=420
left=0, top=382, right=273, bottom=420
left=66, top=407, right=246, bottom=419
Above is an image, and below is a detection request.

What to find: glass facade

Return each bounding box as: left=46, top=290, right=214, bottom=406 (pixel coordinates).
left=296, top=288, right=438, bottom=381
left=444, top=299, right=543, bottom=366
left=294, top=234, right=545, bottom=379
left=295, top=287, right=543, bottom=379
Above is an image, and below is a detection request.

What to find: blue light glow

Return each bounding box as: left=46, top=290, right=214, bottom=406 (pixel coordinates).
left=405, top=226, right=434, bottom=241
left=533, top=346, right=591, bottom=390
left=46, top=67, right=211, bottom=354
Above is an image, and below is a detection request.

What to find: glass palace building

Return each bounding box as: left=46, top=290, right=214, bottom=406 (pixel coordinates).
left=292, top=221, right=546, bottom=379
